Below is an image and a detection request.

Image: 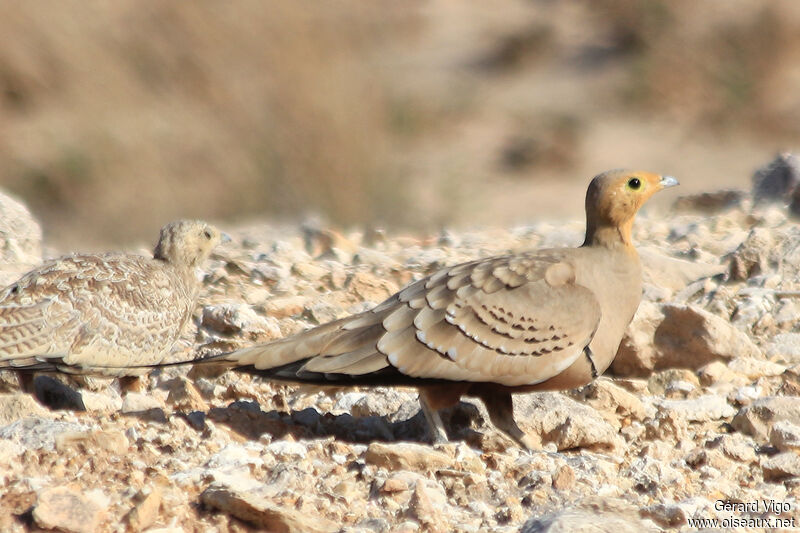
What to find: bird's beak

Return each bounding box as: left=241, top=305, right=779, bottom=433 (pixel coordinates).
left=220, top=232, right=232, bottom=244
left=660, top=176, right=679, bottom=188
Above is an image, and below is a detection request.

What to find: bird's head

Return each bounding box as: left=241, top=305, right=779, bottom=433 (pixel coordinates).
left=153, top=220, right=225, bottom=268
left=584, top=169, right=679, bottom=248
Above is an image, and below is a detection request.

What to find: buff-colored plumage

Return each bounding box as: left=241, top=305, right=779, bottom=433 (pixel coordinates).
left=0, top=220, right=222, bottom=379
left=212, top=170, right=678, bottom=448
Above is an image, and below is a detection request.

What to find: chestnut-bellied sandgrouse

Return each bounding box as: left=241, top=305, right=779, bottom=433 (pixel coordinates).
left=193, top=171, right=677, bottom=448
left=0, top=220, right=223, bottom=399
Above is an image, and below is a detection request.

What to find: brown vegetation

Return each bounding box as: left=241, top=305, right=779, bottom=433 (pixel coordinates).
left=1, top=1, right=799, bottom=246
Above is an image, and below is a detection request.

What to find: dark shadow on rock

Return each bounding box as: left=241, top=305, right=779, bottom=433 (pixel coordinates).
left=14, top=507, right=35, bottom=531
left=33, top=376, right=86, bottom=411
left=203, top=398, right=488, bottom=445
left=182, top=410, right=207, bottom=430
left=121, top=407, right=168, bottom=424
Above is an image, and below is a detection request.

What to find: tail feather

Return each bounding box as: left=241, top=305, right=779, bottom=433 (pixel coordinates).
left=301, top=345, right=383, bottom=374
left=321, top=323, right=385, bottom=355
left=23, top=304, right=398, bottom=381
left=234, top=357, right=442, bottom=387
left=332, top=351, right=391, bottom=375
left=0, top=359, right=64, bottom=372
left=223, top=307, right=392, bottom=372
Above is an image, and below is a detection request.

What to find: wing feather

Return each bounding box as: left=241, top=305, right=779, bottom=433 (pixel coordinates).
left=301, top=345, right=380, bottom=373
left=225, top=252, right=602, bottom=388
left=380, top=253, right=601, bottom=386
left=381, top=303, right=416, bottom=331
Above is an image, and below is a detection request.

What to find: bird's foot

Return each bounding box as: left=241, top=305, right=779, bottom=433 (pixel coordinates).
left=479, top=390, right=542, bottom=451
left=516, top=432, right=542, bottom=452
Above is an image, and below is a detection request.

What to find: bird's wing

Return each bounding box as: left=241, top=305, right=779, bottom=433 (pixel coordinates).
left=223, top=252, right=602, bottom=387
left=0, top=292, right=82, bottom=371
left=0, top=255, right=192, bottom=374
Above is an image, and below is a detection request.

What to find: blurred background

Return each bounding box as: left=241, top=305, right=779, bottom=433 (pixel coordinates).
left=1, top=0, right=799, bottom=247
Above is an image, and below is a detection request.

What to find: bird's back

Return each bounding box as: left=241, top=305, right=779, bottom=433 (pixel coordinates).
left=0, top=252, right=197, bottom=375
left=218, top=248, right=609, bottom=388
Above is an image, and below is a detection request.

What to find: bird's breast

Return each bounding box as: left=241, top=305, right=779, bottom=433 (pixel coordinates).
left=573, top=249, right=642, bottom=374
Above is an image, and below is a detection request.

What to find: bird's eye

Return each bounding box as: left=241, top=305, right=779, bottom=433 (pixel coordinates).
left=627, top=177, right=641, bottom=190
left=203, top=230, right=212, bottom=239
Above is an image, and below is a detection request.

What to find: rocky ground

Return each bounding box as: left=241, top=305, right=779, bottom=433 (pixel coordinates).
left=3, top=158, right=800, bottom=532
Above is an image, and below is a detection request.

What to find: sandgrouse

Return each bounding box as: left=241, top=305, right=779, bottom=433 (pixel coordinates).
left=204, top=171, right=677, bottom=448
left=0, top=220, right=223, bottom=397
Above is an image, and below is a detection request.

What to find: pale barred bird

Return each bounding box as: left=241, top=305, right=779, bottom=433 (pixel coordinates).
left=210, top=171, right=677, bottom=448
left=0, top=220, right=223, bottom=393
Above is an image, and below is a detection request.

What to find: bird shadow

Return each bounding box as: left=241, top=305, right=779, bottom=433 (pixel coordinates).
left=183, top=399, right=486, bottom=447
left=32, top=376, right=86, bottom=411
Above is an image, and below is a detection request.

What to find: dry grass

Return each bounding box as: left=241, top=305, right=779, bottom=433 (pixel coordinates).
left=1, top=1, right=799, bottom=246
left=593, top=0, right=800, bottom=137
left=0, top=2, right=417, bottom=245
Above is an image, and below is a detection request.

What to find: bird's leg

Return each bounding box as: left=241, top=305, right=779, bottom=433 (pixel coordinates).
left=419, top=387, right=458, bottom=444
left=418, top=389, right=449, bottom=444
left=417, top=385, right=469, bottom=445
left=477, top=390, right=540, bottom=451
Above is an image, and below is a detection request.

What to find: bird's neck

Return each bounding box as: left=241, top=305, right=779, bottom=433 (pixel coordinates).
left=582, top=219, right=635, bottom=252
left=159, top=259, right=200, bottom=288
